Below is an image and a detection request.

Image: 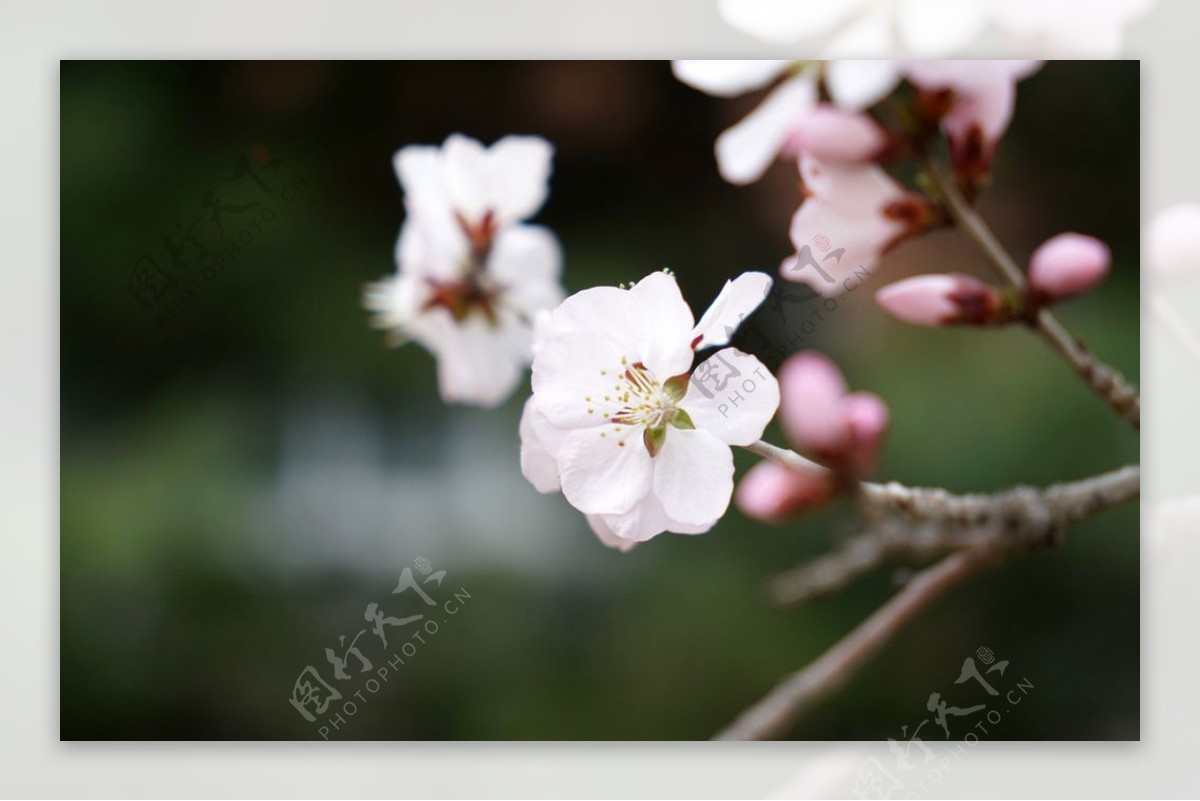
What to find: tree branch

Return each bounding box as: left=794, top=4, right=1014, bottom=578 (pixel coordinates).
left=922, top=156, right=1141, bottom=429
left=716, top=545, right=1003, bottom=741
left=724, top=442, right=1139, bottom=739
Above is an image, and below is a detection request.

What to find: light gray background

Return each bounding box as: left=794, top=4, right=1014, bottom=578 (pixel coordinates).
left=4, top=0, right=1196, bottom=796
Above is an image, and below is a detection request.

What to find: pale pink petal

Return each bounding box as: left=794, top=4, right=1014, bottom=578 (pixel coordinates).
left=735, top=460, right=833, bottom=522
left=680, top=349, right=780, bottom=446
left=558, top=426, right=654, bottom=515
left=1028, top=233, right=1111, bottom=299
left=531, top=330, right=629, bottom=428
left=787, top=105, right=886, bottom=163
left=585, top=515, right=640, bottom=551
left=670, top=59, right=791, bottom=97
left=1146, top=204, right=1200, bottom=278
left=627, top=271, right=696, bottom=379
left=591, top=494, right=713, bottom=544
left=779, top=351, right=849, bottom=454
left=716, top=73, right=817, bottom=185
left=841, top=392, right=889, bottom=475
left=691, top=272, right=773, bottom=350
left=519, top=398, right=564, bottom=493
left=784, top=156, right=909, bottom=295
left=651, top=429, right=735, bottom=526
left=874, top=274, right=962, bottom=326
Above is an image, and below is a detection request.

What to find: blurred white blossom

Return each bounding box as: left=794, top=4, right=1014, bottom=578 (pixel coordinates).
left=365, top=134, right=564, bottom=407
left=716, top=0, right=1155, bottom=56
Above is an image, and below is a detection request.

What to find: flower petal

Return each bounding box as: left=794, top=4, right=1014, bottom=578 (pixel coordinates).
left=519, top=398, right=565, bottom=493
left=652, top=428, right=735, bottom=526
left=590, top=493, right=713, bottom=545
left=486, top=135, right=554, bottom=224
left=735, top=460, right=833, bottom=522
left=779, top=351, right=849, bottom=454
left=691, top=272, right=773, bottom=350
left=824, top=59, right=901, bottom=111
left=430, top=314, right=526, bottom=408
left=681, top=349, right=779, bottom=446
left=585, top=515, right=640, bottom=551
left=531, top=330, right=628, bottom=429
left=671, top=59, right=791, bottom=97
left=627, top=271, right=695, bottom=379
left=488, top=224, right=565, bottom=313
left=716, top=73, right=817, bottom=185
left=717, top=0, right=862, bottom=43
left=442, top=134, right=492, bottom=224
left=558, top=426, right=654, bottom=515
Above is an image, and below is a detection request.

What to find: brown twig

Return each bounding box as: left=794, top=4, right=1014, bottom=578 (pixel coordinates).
left=768, top=463, right=1140, bottom=606
left=716, top=545, right=1003, bottom=741
left=921, top=155, right=1141, bottom=429
left=726, top=442, right=1139, bottom=739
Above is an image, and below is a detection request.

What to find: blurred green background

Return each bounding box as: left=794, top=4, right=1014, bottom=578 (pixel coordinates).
left=60, top=61, right=1139, bottom=740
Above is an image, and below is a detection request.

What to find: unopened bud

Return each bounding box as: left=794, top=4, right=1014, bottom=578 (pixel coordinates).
left=1028, top=233, right=1110, bottom=301
left=875, top=273, right=1004, bottom=326
left=735, top=461, right=834, bottom=523
left=842, top=392, right=889, bottom=476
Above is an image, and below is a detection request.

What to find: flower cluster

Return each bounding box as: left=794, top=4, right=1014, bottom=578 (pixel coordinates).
left=363, top=59, right=1130, bottom=555
left=673, top=60, right=1041, bottom=295
left=364, top=134, right=565, bottom=407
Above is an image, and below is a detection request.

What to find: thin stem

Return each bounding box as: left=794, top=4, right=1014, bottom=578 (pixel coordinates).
left=715, top=545, right=1003, bottom=741
left=921, top=155, right=1140, bottom=429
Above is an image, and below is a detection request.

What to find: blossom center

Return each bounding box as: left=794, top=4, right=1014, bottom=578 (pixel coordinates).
left=585, top=359, right=693, bottom=457
left=421, top=274, right=502, bottom=325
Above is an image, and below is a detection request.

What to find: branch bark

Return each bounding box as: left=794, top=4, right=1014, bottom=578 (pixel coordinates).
left=922, top=156, right=1141, bottom=429
left=725, top=442, right=1140, bottom=739
left=716, top=545, right=1003, bottom=741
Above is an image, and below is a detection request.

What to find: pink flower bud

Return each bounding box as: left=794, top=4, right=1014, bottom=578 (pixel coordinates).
left=735, top=461, right=834, bottom=523
left=779, top=351, right=849, bottom=455
left=784, top=105, right=886, bottom=163
left=842, top=392, right=889, bottom=476
left=875, top=273, right=1001, bottom=326
left=1028, top=233, right=1110, bottom=300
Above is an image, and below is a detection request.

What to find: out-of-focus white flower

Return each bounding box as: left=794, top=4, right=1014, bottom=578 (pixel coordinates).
left=716, top=0, right=1155, bottom=56
left=365, top=134, right=565, bottom=408
left=672, top=60, right=891, bottom=185
left=990, top=0, right=1156, bottom=57
left=521, top=271, right=778, bottom=548
left=783, top=154, right=924, bottom=295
